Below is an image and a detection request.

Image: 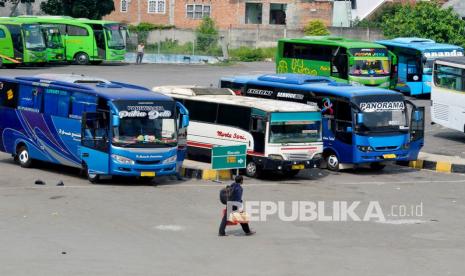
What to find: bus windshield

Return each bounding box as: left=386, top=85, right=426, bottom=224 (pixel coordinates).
left=104, top=24, right=125, bottom=50
left=113, top=117, right=177, bottom=148
left=354, top=97, right=408, bottom=133
left=23, top=24, right=46, bottom=50
left=269, top=120, right=321, bottom=144
left=43, top=27, right=63, bottom=49
left=350, top=59, right=390, bottom=76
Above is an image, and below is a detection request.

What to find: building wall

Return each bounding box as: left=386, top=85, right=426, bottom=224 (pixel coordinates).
left=105, top=0, right=333, bottom=30
left=0, top=1, right=45, bottom=16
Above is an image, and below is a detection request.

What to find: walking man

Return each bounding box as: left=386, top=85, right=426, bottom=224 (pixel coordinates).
left=136, top=42, right=145, bottom=64
left=219, top=175, right=255, bottom=236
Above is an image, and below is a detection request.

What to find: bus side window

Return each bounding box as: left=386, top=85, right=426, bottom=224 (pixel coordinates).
left=183, top=100, right=218, bottom=123
left=82, top=112, right=109, bottom=152
left=18, top=85, right=43, bottom=112
left=217, top=104, right=251, bottom=130
left=0, top=81, right=19, bottom=109
left=43, top=89, right=70, bottom=117
left=0, top=29, right=5, bottom=39
left=70, top=92, right=97, bottom=119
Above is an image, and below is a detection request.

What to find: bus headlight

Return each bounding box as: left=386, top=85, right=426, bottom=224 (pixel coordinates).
left=111, top=154, right=135, bottom=165
left=268, top=154, right=284, bottom=160
left=357, top=146, right=374, bottom=152
left=163, top=155, right=177, bottom=164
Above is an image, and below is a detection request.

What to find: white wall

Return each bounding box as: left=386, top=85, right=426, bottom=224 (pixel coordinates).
left=352, top=0, right=386, bottom=21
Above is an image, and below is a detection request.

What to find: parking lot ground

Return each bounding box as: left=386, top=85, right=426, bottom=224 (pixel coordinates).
left=1, top=151, right=465, bottom=275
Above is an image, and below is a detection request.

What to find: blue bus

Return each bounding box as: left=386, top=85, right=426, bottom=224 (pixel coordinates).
left=0, top=75, right=189, bottom=182
left=377, top=38, right=464, bottom=96
left=220, top=74, right=425, bottom=171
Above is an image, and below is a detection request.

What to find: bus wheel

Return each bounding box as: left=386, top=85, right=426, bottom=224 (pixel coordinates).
left=370, top=162, right=386, bottom=171
left=17, top=146, right=33, bottom=168
left=246, top=161, right=261, bottom=178
left=75, top=53, right=90, bottom=65
left=87, top=170, right=100, bottom=183
left=326, top=154, right=340, bottom=171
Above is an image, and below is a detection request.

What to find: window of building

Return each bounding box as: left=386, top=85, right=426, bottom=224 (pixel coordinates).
left=186, top=4, right=211, bottom=19
left=121, top=0, right=128, bottom=12
left=148, top=0, right=166, bottom=14
left=245, top=3, right=262, bottom=24
left=67, top=25, right=88, bottom=36
left=270, top=4, right=286, bottom=25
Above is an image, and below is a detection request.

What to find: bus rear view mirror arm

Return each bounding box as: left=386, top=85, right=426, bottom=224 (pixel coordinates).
left=112, top=115, right=119, bottom=127
left=356, top=113, right=364, bottom=124
left=181, top=115, right=189, bottom=128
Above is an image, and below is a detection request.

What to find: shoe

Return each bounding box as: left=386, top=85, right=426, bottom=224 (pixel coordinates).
left=218, top=233, right=227, bottom=237
left=245, top=231, right=256, bottom=236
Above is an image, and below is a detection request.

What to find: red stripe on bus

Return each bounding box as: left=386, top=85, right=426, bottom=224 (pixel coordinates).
left=281, top=147, right=317, bottom=150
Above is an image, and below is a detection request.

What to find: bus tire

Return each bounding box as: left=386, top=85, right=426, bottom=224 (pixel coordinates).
left=326, top=153, right=340, bottom=172
left=369, top=162, right=386, bottom=171
left=245, top=161, right=262, bottom=178
left=75, top=52, right=90, bottom=65
left=16, top=146, right=33, bottom=168
left=83, top=163, right=100, bottom=183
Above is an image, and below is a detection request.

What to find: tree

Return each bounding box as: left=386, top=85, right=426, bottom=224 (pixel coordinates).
left=382, top=1, right=465, bottom=47
left=40, top=0, right=115, bottom=20
left=195, top=17, right=219, bottom=53
left=304, top=20, right=330, bottom=36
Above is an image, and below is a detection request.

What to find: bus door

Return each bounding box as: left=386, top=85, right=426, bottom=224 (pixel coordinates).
left=0, top=25, right=13, bottom=64
left=81, top=112, right=110, bottom=174
left=6, top=25, right=23, bottom=62
left=388, top=50, right=398, bottom=89
left=331, top=48, right=349, bottom=81
left=406, top=101, right=425, bottom=154
left=91, top=24, right=106, bottom=60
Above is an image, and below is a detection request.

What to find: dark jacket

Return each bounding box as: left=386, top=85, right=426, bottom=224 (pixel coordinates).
left=229, top=182, right=243, bottom=203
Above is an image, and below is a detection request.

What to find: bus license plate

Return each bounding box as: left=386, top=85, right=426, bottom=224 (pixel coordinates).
left=292, top=164, right=305, bottom=170
left=141, top=172, right=156, bottom=177
left=383, top=154, right=396, bottom=159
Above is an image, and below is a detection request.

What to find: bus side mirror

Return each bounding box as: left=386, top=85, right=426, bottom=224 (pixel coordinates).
left=414, top=110, right=421, bottom=121
left=112, top=115, right=119, bottom=127
left=356, top=113, right=364, bottom=124
left=181, top=115, right=189, bottom=128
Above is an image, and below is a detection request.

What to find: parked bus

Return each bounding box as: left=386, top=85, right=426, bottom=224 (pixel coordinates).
left=0, top=17, right=65, bottom=62
left=14, top=16, right=127, bottom=65
left=377, top=37, right=464, bottom=96
left=0, top=21, right=47, bottom=68
left=276, top=36, right=396, bottom=89
left=152, top=86, right=323, bottom=178
left=221, top=74, right=425, bottom=171
left=431, top=56, right=465, bottom=132
left=0, top=74, right=189, bottom=183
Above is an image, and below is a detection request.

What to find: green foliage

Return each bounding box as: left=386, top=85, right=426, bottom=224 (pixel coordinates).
left=229, top=47, right=276, bottom=62
left=304, top=20, right=330, bottom=36
left=40, top=0, right=115, bottom=20
left=354, top=3, right=402, bottom=28
left=195, top=17, right=219, bottom=52
left=128, top=22, right=174, bottom=43
left=382, top=1, right=465, bottom=47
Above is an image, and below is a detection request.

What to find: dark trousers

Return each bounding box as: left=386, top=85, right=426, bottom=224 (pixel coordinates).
left=136, top=52, right=144, bottom=64
left=219, top=208, right=251, bottom=235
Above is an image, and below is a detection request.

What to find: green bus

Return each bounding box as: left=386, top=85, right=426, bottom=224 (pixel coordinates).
left=0, top=21, right=47, bottom=68
left=0, top=17, right=65, bottom=62
left=276, top=36, right=397, bottom=88
left=15, top=16, right=127, bottom=65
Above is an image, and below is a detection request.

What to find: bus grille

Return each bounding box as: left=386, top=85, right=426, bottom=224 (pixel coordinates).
left=433, top=103, right=449, bottom=121
left=374, top=146, right=399, bottom=151
left=285, top=153, right=312, bottom=161
left=136, top=160, right=161, bottom=165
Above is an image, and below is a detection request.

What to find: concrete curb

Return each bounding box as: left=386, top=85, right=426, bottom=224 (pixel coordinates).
left=397, top=159, right=465, bottom=174
left=180, top=167, right=233, bottom=181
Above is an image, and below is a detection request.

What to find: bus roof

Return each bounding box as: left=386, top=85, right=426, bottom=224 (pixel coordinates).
left=12, top=16, right=120, bottom=25
left=153, top=85, right=319, bottom=113
left=226, top=74, right=402, bottom=99
left=1, top=75, right=172, bottom=102
left=278, top=36, right=387, bottom=49
left=376, top=37, right=463, bottom=52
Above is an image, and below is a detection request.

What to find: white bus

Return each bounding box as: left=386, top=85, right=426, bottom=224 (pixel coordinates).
left=153, top=86, right=323, bottom=178
left=432, top=57, right=465, bottom=132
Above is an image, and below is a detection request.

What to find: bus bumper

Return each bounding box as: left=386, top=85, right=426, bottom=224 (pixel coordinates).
left=257, top=157, right=322, bottom=171
left=355, top=150, right=411, bottom=164
left=111, top=162, right=177, bottom=177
